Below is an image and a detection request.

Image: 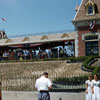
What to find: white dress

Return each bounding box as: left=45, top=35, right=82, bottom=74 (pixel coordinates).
left=85, top=80, right=92, bottom=100
left=92, top=80, right=100, bottom=100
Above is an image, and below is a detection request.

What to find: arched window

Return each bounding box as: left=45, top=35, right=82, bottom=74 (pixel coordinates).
left=85, top=1, right=96, bottom=15
left=88, top=5, right=93, bottom=15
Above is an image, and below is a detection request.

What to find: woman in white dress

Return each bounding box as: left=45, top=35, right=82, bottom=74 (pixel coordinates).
left=85, top=75, right=93, bottom=100
left=92, top=74, right=100, bottom=100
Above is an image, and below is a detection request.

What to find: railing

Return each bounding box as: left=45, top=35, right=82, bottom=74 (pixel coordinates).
left=0, top=75, right=87, bottom=92
left=0, top=82, right=1, bottom=100
left=0, top=51, right=74, bottom=62
left=8, top=29, right=75, bottom=38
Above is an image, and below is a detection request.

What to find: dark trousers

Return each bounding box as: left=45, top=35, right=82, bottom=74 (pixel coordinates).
left=38, top=91, right=50, bottom=100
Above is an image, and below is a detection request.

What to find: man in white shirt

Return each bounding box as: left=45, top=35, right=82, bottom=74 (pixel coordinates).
left=35, top=72, right=52, bottom=100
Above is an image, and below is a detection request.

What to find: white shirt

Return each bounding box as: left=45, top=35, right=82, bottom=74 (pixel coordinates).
left=91, top=79, right=100, bottom=94
left=35, top=76, right=52, bottom=92
left=3, top=52, right=9, bottom=57
left=85, top=80, right=92, bottom=93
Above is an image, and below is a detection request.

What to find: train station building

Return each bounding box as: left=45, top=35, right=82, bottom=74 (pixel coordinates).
left=0, top=0, right=100, bottom=57
left=73, top=0, right=100, bottom=56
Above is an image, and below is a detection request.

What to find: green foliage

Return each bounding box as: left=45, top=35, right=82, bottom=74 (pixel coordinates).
left=82, top=56, right=100, bottom=75
left=68, top=56, right=89, bottom=62
left=92, top=67, right=100, bottom=75
left=66, top=56, right=100, bottom=76
left=53, top=75, right=88, bottom=83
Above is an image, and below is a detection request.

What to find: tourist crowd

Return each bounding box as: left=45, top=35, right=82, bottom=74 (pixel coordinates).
left=0, top=47, right=74, bottom=61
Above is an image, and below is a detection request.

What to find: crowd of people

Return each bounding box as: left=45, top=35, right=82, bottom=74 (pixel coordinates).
left=0, top=49, right=46, bottom=61
left=85, top=74, right=100, bottom=100
left=0, top=46, right=74, bottom=61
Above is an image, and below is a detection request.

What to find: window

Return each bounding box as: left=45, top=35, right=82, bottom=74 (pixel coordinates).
left=85, top=36, right=98, bottom=40
left=85, top=41, right=98, bottom=56
left=85, top=1, right=96, bottom=15
left=88, top=5, right=93, bottom=15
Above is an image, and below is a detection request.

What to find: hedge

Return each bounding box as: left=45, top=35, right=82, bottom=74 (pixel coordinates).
left=68, top=56, right=88, bottom=62
left=82, top=56, right=100, bottom=75
left=68, top=56, right=100, bottom=75
left=53, top=75, right=88, bottom=85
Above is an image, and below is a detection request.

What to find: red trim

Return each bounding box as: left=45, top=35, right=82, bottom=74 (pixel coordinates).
left=64, top=40, right=74, bottom=42
left=8, top=43, right=44, bottom=48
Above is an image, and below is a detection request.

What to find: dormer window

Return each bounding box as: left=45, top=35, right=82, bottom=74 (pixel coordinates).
left=85, top=0, right=96, bottom=15
left=88, top=5, right=93, bottom=15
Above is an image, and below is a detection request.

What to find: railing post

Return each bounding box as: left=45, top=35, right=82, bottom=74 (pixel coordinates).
left=0, top=82, right=1, bottom=100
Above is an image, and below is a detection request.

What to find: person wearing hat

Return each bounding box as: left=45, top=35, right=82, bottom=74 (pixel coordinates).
left=35, top=72, right=52, bottom=100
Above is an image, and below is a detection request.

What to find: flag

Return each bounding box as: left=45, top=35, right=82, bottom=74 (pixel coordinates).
left=89, top=20, right=95, bottom=29
left=1, top=18, right=6, bottom=21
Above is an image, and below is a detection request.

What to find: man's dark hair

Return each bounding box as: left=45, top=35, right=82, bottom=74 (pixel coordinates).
left=42, top=72, right=48, bottom=75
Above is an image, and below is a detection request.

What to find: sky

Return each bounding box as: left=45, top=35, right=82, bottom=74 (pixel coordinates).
left=0, top=0, right=81, bottom=37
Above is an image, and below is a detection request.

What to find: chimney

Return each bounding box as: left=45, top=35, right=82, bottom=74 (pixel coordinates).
left=75, top=5, right=79, bottom=12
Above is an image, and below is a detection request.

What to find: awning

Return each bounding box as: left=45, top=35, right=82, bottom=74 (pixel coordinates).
left=8, top=43, right=44, bottom=48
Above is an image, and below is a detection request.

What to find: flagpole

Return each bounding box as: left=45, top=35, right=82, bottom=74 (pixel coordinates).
left=1, top=20, right=3, bottom=30
left=0, top=19, right=1, bottom=30
left=0, top=19, right=3, bottom=31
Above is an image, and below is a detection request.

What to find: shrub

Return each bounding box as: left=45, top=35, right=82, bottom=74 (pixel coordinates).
left=82, top=56, right=100, bottom=75
left=68, top=56, right=88, bottom=62
left=53, top=75, right=88, bottom=85
left=92, top=67, right=100, bottom=75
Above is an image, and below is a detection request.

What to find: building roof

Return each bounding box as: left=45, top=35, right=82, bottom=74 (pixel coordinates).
left=73, top=0, right=100, bottom=22
left=0, top=32, right=76, bottom=46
